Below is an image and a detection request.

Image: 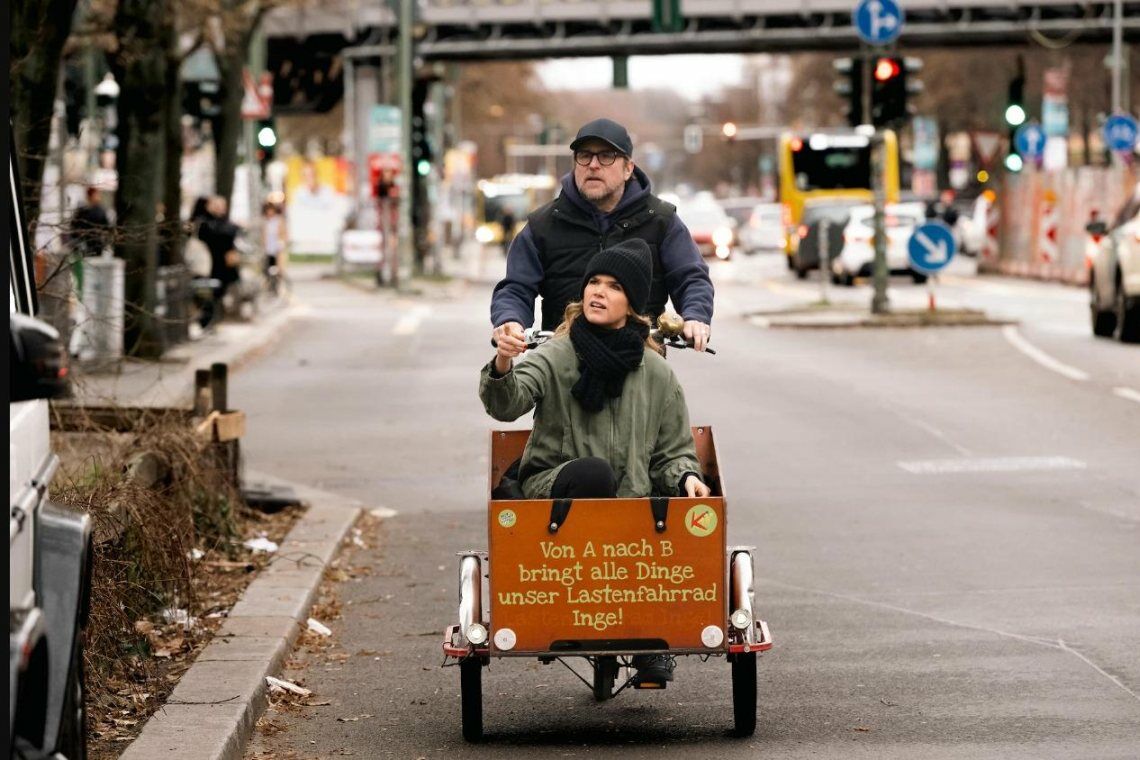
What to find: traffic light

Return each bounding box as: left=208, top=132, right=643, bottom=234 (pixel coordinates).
left=722, top=121, right=738, bottom=141
left=870, top=56, right=907, bottom=128
left=833, top=57, right=864, bottom=127
left=1004, top=58, right=1026, bottom=172
left=256, top=118, right=277, bottom=167
left=410, top=79, right=434, bottom=178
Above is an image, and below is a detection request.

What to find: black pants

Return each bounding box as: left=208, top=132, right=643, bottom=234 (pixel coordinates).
left=550, top=457, right=617, bottom=499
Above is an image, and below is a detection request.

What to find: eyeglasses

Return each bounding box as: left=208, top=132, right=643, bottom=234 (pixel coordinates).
left=574, top=150, right=622, bottom=167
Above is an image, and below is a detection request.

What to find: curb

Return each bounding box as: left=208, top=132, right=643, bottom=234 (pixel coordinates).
left=746, top=307, right=1013, bottom=330
left=119, top=485, right=362, bottom=760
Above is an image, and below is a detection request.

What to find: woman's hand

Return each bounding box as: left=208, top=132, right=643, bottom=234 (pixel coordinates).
left=683, top=475, right=711, bottom=498
left=492, top=322, right=526, bottom=376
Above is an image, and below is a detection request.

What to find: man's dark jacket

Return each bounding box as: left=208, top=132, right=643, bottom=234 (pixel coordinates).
left=490, top=168, right=714, bottom=330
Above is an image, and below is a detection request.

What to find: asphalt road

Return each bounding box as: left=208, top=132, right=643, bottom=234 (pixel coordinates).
left=239, top=257, right=1139, bottom=759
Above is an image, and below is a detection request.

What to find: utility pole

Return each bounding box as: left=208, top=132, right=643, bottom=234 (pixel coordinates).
left=397, top=0, right=414, bottom=288
left=861, top=43, right=889, bottom=315
left=1111, top=0, right=1123, bottom=114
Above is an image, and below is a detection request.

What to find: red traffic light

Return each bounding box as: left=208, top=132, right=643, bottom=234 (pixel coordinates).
left=874, top=57, right=901, bottom=82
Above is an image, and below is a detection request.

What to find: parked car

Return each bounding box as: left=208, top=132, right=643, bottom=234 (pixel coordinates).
left=10, top=135, right=91, bottom=759
left=829, top=202, right=929, bottom=285
left=722, top=200, right=785, bottom=253
left=675, top=200, right=737, bottom=260
left=790, top=198, right=863, bottom=278
left=1088, top=182, right=1140, bottom=343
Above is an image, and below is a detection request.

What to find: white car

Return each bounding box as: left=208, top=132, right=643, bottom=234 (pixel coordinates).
left=741, top=202, right=786, bottom=253
left=10, top=138, right=90, bottom=758
left=1088, top=182, right=1140, bottom=343
left=830, top=202, right=929, bottom=284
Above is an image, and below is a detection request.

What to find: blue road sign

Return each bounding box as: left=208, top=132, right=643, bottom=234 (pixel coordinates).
left=1104, top=114, right=1139, bottom=153
left=908, top=221, right=956, bottom=274
left=1014, top=123, right=1046, bottom=160
left=853, top=0, right=904, bottom=45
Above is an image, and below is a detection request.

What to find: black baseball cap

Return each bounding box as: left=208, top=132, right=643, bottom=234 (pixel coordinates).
left=569, top=118, right=633, bottom=157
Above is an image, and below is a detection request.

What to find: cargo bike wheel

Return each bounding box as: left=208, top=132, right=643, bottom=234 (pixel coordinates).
left=730, top=651, right=757, bottom=737
left=460, top=658, right=483, bottom=742
left=591, top=656, right=619, bottom=701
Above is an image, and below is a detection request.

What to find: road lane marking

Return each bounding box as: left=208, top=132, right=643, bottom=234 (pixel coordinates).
left=1112, top=387, right=1140, bottom=405
left=897, top=456, right=1086, bottom=474
left=392, top=306, right=430, bottom=335
left=909, top=419, right=973, bottom=456
left=1001, top=325, right=1089, bottom=382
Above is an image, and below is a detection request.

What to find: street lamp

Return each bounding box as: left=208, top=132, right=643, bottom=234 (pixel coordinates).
left=722, top=121, right=738, bottom=140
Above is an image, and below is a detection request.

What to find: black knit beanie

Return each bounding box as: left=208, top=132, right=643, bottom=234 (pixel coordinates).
left=581, top=239, right=653, bottom=316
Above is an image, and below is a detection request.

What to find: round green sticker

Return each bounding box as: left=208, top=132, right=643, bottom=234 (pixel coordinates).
left=498, top=509, right=517, bottom=529
left=684, top=504, right=717, bottom=537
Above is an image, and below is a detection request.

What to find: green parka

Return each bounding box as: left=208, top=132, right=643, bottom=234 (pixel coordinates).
left=479, top=336, right=701, bottom=499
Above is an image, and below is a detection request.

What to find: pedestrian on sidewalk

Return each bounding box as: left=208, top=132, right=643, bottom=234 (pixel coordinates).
left=67, top=186, right=112, bottom=292
left=262, top=201, right=288, bottom=295
left=197, top=196, right=242, bottom=327
left=491, top=117, right=714, bottom=353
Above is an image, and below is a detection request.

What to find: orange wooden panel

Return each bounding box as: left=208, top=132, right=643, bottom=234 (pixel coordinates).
left=487, top=497, right=727, bottom=654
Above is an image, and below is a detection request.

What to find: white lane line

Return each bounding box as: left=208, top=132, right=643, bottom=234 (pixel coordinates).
left=1001, top=325, right=1090, bottom=382
left=392, top=305, right=431, bottom=336
left=1112, top=387, right=1140, bottom=405
left=897, top=456, right=1086, bottom=474
left=909, top=418, right=974, bottom=457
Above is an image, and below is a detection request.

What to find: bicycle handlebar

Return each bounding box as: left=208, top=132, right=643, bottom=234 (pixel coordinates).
left=493, top=328, right=716, bottom=354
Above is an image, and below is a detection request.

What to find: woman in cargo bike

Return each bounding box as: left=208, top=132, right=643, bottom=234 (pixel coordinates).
left=479, top=239, right=710, bottom=684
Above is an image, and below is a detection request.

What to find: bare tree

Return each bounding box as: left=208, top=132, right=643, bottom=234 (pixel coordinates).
left=109, top=0, right=171, bottom=356
left=10, top=0, right=80, bottom=229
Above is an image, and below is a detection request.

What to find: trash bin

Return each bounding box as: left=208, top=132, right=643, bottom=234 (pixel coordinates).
left=75, top=256, right=124, bottom=367
left=156, top=264, right=191, bottom=347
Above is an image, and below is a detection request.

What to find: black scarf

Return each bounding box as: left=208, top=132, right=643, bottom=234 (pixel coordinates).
left=569, top=314, right=649, bottom=412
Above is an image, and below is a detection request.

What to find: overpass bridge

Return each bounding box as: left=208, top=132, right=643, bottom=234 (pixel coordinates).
left=266, top=1, right=1139, bottom=59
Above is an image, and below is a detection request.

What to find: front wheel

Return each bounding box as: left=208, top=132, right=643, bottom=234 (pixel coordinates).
left=1114, top=283, right=1140, bottom=343
left=592, top=656, right=618, bottom=701
left=56, top=636, right=87, bottom=759
left=460, top=658, right=483, bottom=742
left=730, top=652, right=757, bottom=737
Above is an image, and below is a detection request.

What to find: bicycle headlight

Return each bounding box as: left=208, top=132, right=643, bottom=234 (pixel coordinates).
left=465, top=622, right=488, bottom=645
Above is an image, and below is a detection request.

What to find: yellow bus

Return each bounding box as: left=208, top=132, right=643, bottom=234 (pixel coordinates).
left=778, top=129, right=900, bottom=265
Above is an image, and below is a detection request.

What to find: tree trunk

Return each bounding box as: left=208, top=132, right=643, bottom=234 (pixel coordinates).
left=110, top=0, right=169, bottom=358
left=161, top=19, right=185, bottom=268
left=214, top=50, right=248, bottom=207
left=10, top=0, right=79, bottom=231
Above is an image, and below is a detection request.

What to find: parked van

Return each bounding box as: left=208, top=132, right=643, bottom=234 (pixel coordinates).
left=10, top=135, right=91, bottom=759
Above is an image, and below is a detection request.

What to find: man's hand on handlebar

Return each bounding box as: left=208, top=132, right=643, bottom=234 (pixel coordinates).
left=493, top=322, right=528, bottom=354
left=683, top=474, right=711, bottom=498
left=683, top=320, right=711, bottom=352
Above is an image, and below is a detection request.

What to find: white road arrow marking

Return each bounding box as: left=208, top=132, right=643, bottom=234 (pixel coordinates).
left=915, top=231, right=948, bottom=264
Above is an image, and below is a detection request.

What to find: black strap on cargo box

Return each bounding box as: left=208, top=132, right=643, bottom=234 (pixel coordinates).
left=548, top=499, right=572, bottom=533
left=650, top=497, right=669, bottom=533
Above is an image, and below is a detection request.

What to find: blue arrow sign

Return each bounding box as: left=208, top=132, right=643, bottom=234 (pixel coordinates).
left=853, top=0, right=904, bottom=45
left=1014, top=123, right=1046, bottom=160
left=908, top=221, right=956, bottom=274
left=1104, top=114, right=1138, bottom=153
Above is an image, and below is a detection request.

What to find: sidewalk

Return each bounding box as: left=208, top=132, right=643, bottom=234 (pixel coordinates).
left=68, top=271, right=366, bottom=760
left=67, top=295, right=299, bottom=408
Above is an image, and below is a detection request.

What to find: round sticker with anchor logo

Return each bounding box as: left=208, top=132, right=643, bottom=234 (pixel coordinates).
left=684, top=504, right=718, bottom=537
left=498, top=509, right=517, bottom=529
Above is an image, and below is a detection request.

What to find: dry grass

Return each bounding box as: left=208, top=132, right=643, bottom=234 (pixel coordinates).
left=49, top=412, right=303, bottom=756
